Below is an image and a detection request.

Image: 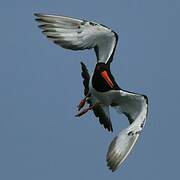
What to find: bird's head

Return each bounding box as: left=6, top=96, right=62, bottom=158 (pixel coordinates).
left=94, top=63, right=114, bottom=88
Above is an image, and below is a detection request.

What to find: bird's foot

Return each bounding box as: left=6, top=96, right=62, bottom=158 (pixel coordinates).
left=77, top=98, right=86, bottom=111
left=75, top=108, right=90, bottom=117
left=75, top=103, right=97, bottom=117
left=77, top=93, right=91, bottom=111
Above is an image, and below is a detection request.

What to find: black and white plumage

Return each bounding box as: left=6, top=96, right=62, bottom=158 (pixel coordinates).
left=34, top=13, right=148, bottom=172
left=80, top=62, right=113, bottom=132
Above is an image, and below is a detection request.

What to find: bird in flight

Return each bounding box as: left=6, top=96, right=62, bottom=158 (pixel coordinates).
left=34, top=13, right=148, bottom=172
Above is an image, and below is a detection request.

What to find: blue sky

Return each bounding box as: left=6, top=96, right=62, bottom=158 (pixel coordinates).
left=0, top=0, right=180, bottom=179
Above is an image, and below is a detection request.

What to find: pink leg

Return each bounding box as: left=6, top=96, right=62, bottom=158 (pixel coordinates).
left=75, top=103, right=97, bottom=117
left=77, top=93, right=91, bottom=111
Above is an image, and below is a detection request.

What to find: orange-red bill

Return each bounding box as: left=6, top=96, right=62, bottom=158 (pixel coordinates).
left=100, top=70, right=114, bottom=88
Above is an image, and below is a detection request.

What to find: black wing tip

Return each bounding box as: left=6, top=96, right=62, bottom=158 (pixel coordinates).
left=80, top=61, right=90, bottom=96
left=107, top=164, right=117, bottom=172
left=113, top=30, right=119, bottom=41
left=143, top=95, right=148, bottom=104
left=34, top=13, right=41, bottom=22
left=34, top=13, right=45, bottom=17
left=103, top=126, right=113, bottom=132
left=34, top=13, right=38, bottom=16
left=80, top=61, right=86, bottom=67
left=107, top=163, right=117, bottom=172
left=108, top=128, right=113, bottom=132
left=34, top=13, right=41, bottom=17
left=92, top=105, right=113, bottom=133
left=107, top=124, right=113, bottom=132
left=106, top=136, right=119, bottom=172
left=34, top=13, right=48, bottom=22
left=98, top=117, right=113, bottom=132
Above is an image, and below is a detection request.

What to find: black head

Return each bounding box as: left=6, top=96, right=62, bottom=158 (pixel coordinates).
left=92, top=63, right=120, bottom=92
left=94, top=62, right=109, bottom=74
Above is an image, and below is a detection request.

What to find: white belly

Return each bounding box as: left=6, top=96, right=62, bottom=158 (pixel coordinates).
left=89, top=76, right=115, bottom=106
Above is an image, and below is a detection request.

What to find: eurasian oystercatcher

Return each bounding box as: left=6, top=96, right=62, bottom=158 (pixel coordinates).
left=34, top=13, right=148, bottom=172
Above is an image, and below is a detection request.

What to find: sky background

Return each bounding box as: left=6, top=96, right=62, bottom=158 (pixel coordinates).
left=0, top=0, right=180, bottom=179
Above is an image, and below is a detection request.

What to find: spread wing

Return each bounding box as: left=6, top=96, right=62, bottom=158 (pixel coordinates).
left=34, top=13, right=118, bottom=63
left=107, top=90, right=148, bottom=171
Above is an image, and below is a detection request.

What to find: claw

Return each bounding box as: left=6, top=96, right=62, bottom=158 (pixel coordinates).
left=75, top=103, right=99, bottom=117
left=75, top=108, right=89, bottom=117
left=77, top=93, right=91, bottom=111
left=77, top=99, right=86, bottom=111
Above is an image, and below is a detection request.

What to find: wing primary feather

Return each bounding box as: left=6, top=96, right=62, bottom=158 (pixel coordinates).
left=90, top=102, right=113, bottom=132
left=34, top=13, right=118, bottom=63
left=80, top=62, right=90, bottom=96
